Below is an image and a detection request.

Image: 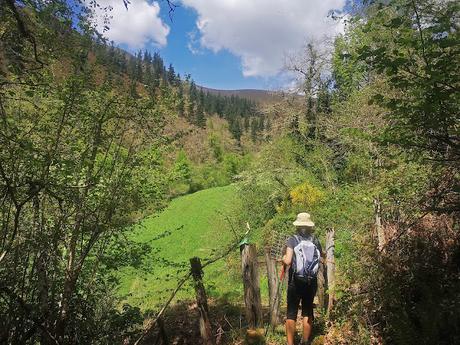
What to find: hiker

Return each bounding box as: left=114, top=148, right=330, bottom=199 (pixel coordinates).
left=282, top=212, right=323, bottom=345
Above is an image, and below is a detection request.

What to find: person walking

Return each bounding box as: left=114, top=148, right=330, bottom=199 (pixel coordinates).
left=282, top=212, right=323, bottom=345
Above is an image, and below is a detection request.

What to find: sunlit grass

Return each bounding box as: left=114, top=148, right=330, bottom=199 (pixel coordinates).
left=116, top=184, right=245, bottom=311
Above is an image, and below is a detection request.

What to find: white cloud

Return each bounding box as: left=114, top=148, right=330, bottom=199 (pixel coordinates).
left=90, top=0, right=170, bottom=49
left=181, top=0, right=346, bottom=77
left=187, top=30, right=204, bottom=55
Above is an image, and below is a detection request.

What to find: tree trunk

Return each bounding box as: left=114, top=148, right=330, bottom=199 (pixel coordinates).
left=326, top=228, right=335, bottom=315
left=56, top=270, right=77, bottom=343
left=56, top=119, right=102, bottom=342
left=264, top=248, right=281, bottom=329
left=190, top=257, right=214, bottom=345
left=240, top=244, right=263, bottom=329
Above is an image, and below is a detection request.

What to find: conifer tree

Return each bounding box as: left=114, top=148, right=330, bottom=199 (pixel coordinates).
left=250, top=118, right=258, bottom=142
left=196, top=102, right=206, bottom=128
left=167, top=63, right=176, bottom=85
left=258, top=116, right=265, bottom=132
left=177, top=83, right=185, bottom=116
left=135, top=50, right=143, bottom=82
left=244, top=116, right=250, bottom=132
left=230, top=118, right=242, bottom=143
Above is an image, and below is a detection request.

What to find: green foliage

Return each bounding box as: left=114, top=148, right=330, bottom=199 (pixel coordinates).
left=358, top=0, right=459, bottom=163
left=171, top=149, right=192, bottom=194
left=289, top=181, right=325, bottom=210
left=229, top=117, right=243, bottom=143
left=190, top=164, right=230, bottom=192
left=320, top=1, right=460, bottom=343
left=332, top=20, right=370, bottom=101
left=0, top=2, right=181, bottom=342
left=342, top=151, right=373, bottom=183
left=237, top=136, right=313, bottom=230
left=189, top=153, right=249, bottom=192
left=223, top=153, right=247, bottom=177
left=209, top=134, right=224, bottom=163
left=134, top=146, right=170, bottom=211
left=239, top=3, right=459, bottom=339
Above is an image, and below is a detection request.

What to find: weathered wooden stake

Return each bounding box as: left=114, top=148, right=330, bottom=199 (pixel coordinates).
left=317, top=259, right=327, bottom=311
left=326, top=228, right=335, bottom=314
left=190, top=257, right=215, bottom=345
left=240, top=244, right=263, bottom=329
left=264, top=248, right=281, bottom=329
left=154, top=317, right=169, bottom=345
left=374, top=198, right=386, bottom=251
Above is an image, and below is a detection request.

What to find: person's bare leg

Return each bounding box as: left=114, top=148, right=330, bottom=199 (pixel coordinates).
left=286, top=319, right=296, bottom=345
left=301, top=316, right=313, bottom=343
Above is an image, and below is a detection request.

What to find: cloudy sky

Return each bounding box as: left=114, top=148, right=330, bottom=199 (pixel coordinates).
left=91, top=0, right=348, bottom=90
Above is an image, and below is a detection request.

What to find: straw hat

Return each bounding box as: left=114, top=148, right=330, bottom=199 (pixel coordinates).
left=293, top=212, right=315, bottom=227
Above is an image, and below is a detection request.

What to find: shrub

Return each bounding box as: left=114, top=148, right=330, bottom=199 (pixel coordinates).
left=290, top=181, right=325, bottom=209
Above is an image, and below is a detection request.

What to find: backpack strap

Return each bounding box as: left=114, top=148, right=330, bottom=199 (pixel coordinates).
left=293, top=234, right=300, bottom=244
left=289, top=235, right=300, bottom=283
left=294, top=234, right=313, bottom=244
left=296, top=234, right=309, bottom=244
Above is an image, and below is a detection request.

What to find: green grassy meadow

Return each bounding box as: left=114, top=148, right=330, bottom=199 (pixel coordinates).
left=117, top=184, right=246, bottom=311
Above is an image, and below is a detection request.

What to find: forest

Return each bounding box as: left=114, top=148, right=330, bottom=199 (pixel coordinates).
left=0, top=0, right=458, bottom=345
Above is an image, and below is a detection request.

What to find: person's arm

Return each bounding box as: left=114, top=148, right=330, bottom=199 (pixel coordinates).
left=282, top=247, right=294, bottom=267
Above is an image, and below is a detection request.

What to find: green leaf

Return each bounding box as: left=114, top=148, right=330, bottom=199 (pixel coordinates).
left=389, top=17, right=403, bottom=28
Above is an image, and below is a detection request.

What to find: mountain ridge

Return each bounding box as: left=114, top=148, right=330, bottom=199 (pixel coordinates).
left=198, top=86, right=282, bottom=104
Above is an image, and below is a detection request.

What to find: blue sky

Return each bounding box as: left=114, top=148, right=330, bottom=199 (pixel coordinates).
left=154, top=6, right=267, bottom=90
left=91, top=0, right=349, bottom=90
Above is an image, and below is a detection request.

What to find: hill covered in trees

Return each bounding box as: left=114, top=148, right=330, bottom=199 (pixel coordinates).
left=92, top=42, right=267, bottom=143
left=199, top=86, right=284, bottom=104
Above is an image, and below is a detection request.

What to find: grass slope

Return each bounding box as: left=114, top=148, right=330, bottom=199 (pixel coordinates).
left=117, top=184, right=243, bottom=311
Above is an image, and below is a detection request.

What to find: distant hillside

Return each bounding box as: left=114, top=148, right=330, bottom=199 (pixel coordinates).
left=199, top=86, right=283, bottom=104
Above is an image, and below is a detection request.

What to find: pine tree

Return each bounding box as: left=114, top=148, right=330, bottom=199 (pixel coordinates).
left=177, top=83, right=185, bottom=117
left=250, top=118, right=258, bottom=142
left=135, top=50, right=143, bottom=82
left=189, top=80, right=198, bottom=103
left=174, top=150, right=192, bottom=185
left=167, top=63, right=176, bottom=85
left=244, top=116, right=250, bottom=132
left=258, top=116, right=265, bottom=132
left=196, top=102, right=206, bottom=128
left=230, top=118, right=242, bottom=143
left=188, top=98, right=195, bottom=120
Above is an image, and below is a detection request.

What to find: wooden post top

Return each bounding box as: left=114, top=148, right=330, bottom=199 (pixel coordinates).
left=190, top=257, right=203, bottom=279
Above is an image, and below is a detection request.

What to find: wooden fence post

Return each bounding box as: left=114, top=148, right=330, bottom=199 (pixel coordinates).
left=154, top=317, right=169, bottom=345
left=374, top=198, right=386, bottom=251
left=190, top=257, right=215, bottom=345
left=264, top=247, right=281, bottom=329
left=326, top=228, right=335, bottom=315
left=240, top=243, right=263, bottom=329
left=317, top=259, right=327, bottom=311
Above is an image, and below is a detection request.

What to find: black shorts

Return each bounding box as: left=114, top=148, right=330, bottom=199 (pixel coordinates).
left=286, top=278, right=317, bottom=320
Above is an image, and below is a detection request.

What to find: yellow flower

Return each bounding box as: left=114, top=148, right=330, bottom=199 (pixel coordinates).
left=289, top=182, right=324, bottom=208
